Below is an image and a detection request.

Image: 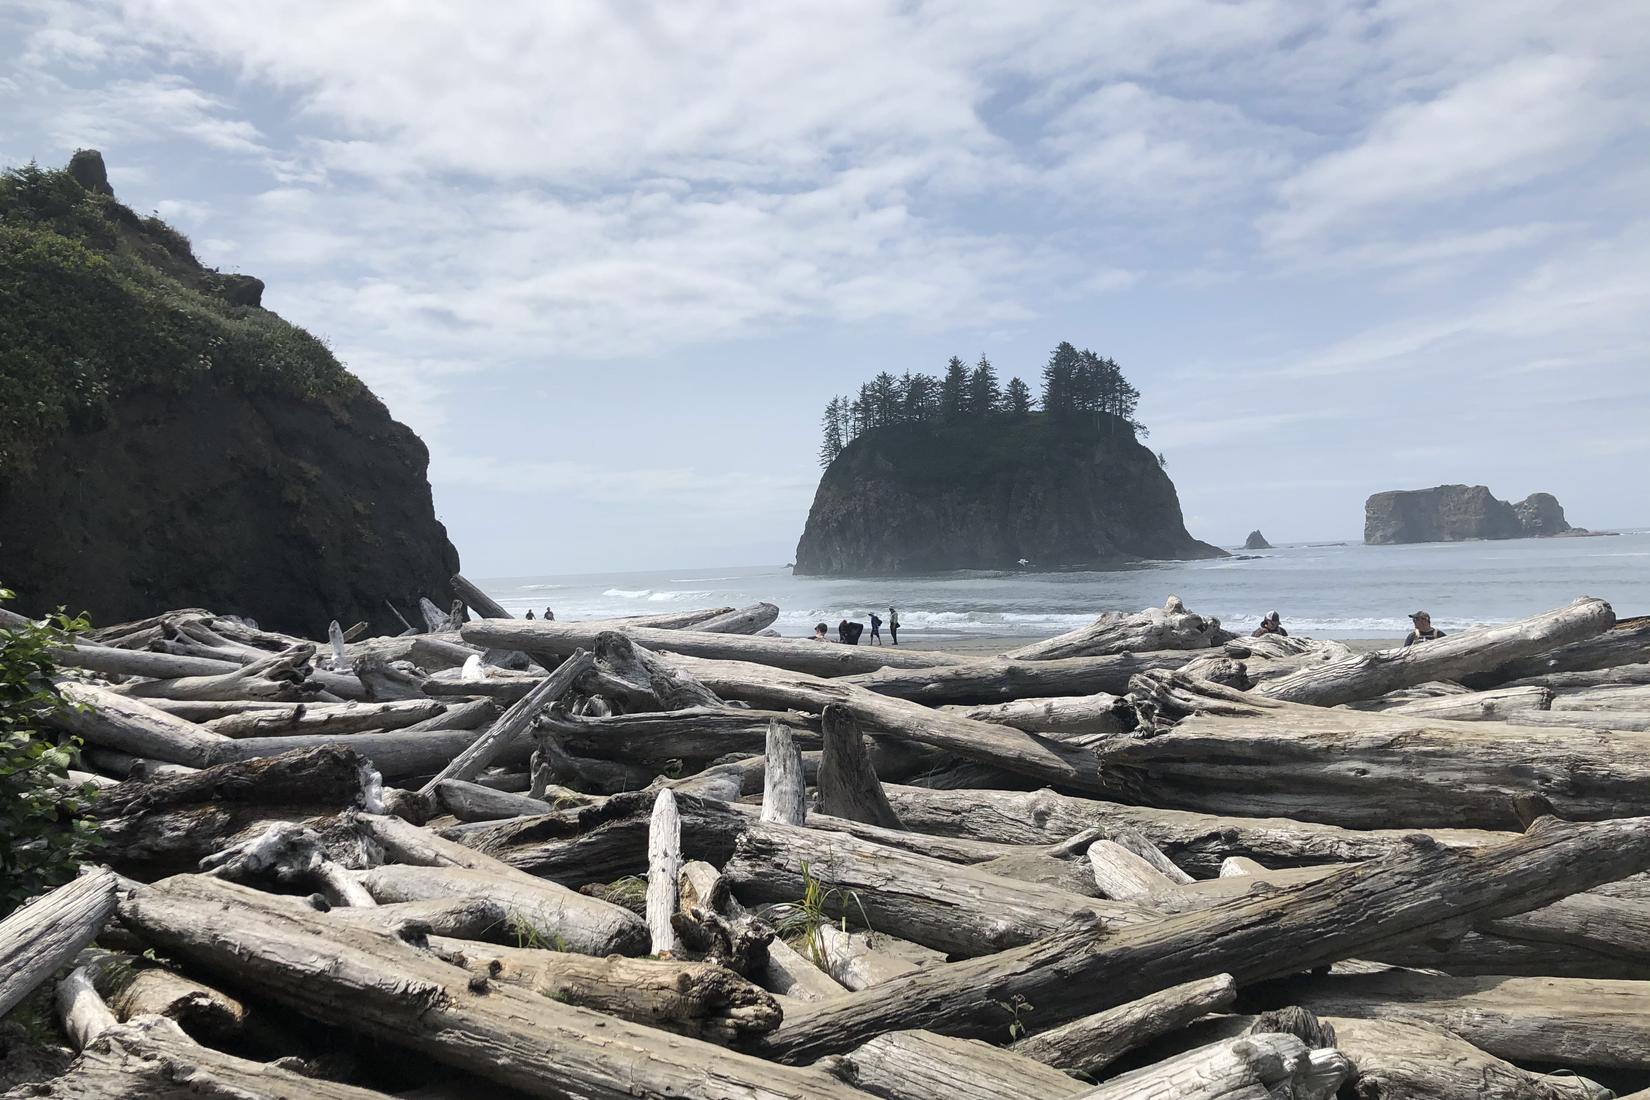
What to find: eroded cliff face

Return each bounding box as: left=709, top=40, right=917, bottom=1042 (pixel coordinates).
left=1364, top=485, right=1575, bottom=544
left=0, top=152, right=459, bottom=634
left=793, top=415, right=1225, bottom=575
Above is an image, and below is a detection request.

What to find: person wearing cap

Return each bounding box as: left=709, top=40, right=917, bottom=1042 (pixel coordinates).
left=1403, top=611, right=1445, bottom=647
left=1251, top=611, right=1288, bottom=637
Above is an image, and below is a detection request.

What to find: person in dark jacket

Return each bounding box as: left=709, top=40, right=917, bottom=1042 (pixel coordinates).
left=813, top=622, right=830, bottom=640
left=1251, top=611, right=1287, bottom=637
left=1403, top=611, right=1445, bottom=646
left=868, top=612, right=883, bottom=645
left=887, top=607, right=900, bottom=645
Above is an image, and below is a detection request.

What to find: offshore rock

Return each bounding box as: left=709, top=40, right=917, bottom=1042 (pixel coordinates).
left=794, top=415, right=1226, bottom=575
left=1244, top=530, right=1272, bottom=550
left=1364, top=485, right=1577, bottom=545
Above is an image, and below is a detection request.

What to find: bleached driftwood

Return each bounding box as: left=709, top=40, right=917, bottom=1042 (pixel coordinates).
left=760, top=719, right=807, bottom=826
left=115, top=643, right=323, bottom=702
left=1463, top=614, right=1650, bottom=689
left=838, top=650, right=1193, bottom=704
left=828, top=1029, right=1088, bottom=1100
left=435, top=779, right=552, bottom=821
left=426, top=935, right=780, bottom=1041
left=1073, top=1032, right=1345, bottom=1100
left=693, top=602, right=781, bottom=634
left=1010, top=973, right=1237, bottom=1075
left=1325, top=1015, right=1609, bottom=1100
left=722, top=818, right=1143, bottom=956
left=942, top=692, right=1132, bottom=738
left=1372, top=684, right=1552, bottom=720
left=755, top=813, right=1650, bottom=1060
left=1551, top=683, right=1650, bottom=711
left=1275, top=969, right=1650, bottom=1072
left=1123, top=671, right=1650, bottom=827
left=52, top=682, right=228, bottom=767
left=1254, top=597, right=1614, bottom=707
left=814, top=924, right=941, bottom=990
left=583, top=632, right=723, bottom=711
left=0, top=870, right=118, bottom=1018
left=646, top=789, right=684, bottom=957
left=881, top=784, right=1511, bottom=876
left=817, top=705, right=902, bottom=828
left=344, top=862, right=647, bottom=956
left=201, top=698, right=447, bottom=738
left=463, top=617, right=971, bottom=677
left=415, top=649, right=593, bottom=797
left=1005, top=596, right=1229, bottom=661
left=119, top=874, right=871, bottom=1099
left=535, top=706, right=819, bottom=767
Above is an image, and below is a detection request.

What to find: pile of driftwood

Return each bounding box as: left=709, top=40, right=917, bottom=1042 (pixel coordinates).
left=5, top=579, right=1650, bottom=1099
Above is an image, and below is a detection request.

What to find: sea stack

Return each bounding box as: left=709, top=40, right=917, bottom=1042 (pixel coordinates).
left=0, top=152, right=460, bottom=635
left=1364, top=485, right=1579, bottom=545
left=794, top=414, right=1225, bottom=575
left=1244, top=530, right=1272, bottom=550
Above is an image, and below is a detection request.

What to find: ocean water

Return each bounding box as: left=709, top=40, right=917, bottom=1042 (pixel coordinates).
left=481, top=530, right=1650, bottom=641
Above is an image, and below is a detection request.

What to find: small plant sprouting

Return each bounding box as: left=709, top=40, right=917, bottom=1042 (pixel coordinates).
left=500, top=909, right=568, bottom=953
left=994, top=993, right=1035, bottom=1041
left=761, top=861, right=873, bottom=971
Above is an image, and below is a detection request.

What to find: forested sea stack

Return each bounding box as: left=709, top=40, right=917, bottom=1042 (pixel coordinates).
left=794, top=343, right=1225, bottom=575
left=0, top=153, right=459, bottom=635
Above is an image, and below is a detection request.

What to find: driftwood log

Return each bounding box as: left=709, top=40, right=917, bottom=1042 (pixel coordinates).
left=0, top=870, right=118, bottom=1018
left=756, top=813, right=1650, bottom=1060
left=463, top=617, right=970, bottom=676
left=119, top=874, right=871, bottom=1099
left=1124, top=671, right=1650, bottom=828
left=1005, top=596, right=1229, bottom=661
left=1010, top=973, right=1238, bottom=1075
left=827, top=1029, right=1089, bottom=1100
left=1266, top=969, right=1650, bottom=1072
left=1253, top=597, right=1614, bottom=706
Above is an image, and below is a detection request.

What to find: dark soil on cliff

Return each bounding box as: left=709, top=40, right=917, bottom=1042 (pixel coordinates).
left=0, top=154, right=458, bottom=634
left=794, top=413, right=1225, bottom=575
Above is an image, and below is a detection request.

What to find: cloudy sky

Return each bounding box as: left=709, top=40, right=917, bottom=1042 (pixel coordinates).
left=4, top=1, right=1647, bottom=574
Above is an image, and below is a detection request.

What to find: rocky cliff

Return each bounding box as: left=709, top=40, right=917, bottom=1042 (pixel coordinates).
left=0, top=152, right=459, bottom=635
left=793, top=414, right=1225, bottom=575
left=1364, top=485, right=1576, bottom=545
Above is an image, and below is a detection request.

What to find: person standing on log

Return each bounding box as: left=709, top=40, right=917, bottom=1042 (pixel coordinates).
left=868, top=612, right=883, bottom=645
left=1251, top=611, right=1288, bottom=637
left=888, top=607, right=900, bottom=645
left=1403, top=610, right=1445, bottom=647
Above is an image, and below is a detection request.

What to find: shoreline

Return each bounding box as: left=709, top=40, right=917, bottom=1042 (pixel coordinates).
left=887, top=633, right=1402, bottom=657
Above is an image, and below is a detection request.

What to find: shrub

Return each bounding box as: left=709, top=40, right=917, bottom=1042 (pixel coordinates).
left=0, top=586, right=99, bottom=918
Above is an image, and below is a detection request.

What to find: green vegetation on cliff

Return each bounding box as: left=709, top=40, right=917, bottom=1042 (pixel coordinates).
left=0, top=159, right=357, bottom=476
left=817, top=341, right=1145, bottom=466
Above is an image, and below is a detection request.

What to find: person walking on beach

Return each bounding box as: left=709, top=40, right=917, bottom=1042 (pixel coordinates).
left=888, top=607, right=900, bottom=645
left=868, top=612, right=883, bottom=645
left=1403, top=611, right=1445, bottom=646
left=545, top=608, right=555, bottom=621
left=525, top=610, right=535, bottom=620
left=1251, top=611, right=1287, bottom=637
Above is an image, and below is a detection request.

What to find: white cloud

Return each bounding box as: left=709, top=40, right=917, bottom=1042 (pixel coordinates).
left=1267, top=56, right=1629, bottom=243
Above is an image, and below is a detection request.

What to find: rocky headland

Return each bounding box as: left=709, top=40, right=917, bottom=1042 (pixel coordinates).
left=0, top=152, right=459, bottom=635
left=1364, top=484, right=1585, bottom=545
left=794, top=413, right=1225, bottom=575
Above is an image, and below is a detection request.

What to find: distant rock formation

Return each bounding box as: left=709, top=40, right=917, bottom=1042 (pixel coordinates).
left=1364, top=485, right=1578, bottom=545
left=1244, top=530, right=1272, bottom=550
left=794, top=414, right=1226, bottom=575
left=0, top=152, right=459, bottom=635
